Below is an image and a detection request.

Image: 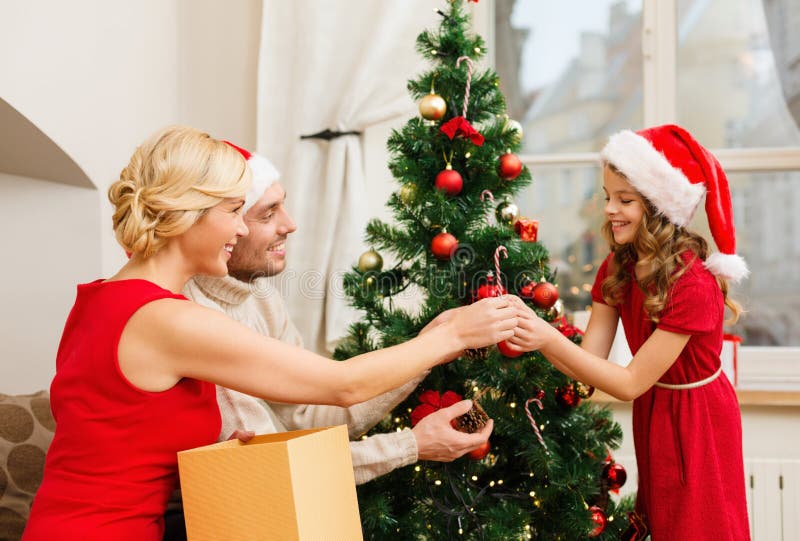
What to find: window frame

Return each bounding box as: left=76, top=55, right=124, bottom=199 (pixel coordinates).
left=481, top=0, right=800, bottom=386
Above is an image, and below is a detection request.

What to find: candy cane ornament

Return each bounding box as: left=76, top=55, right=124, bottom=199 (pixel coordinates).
left=524, top=397, right=550, bottom=455
left=455, top=56, right=474, bottom=117
left=493, top=245, right=508, bottom=291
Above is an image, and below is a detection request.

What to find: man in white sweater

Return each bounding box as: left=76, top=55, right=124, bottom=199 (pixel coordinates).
left=183, top=145, right=493, bottom=485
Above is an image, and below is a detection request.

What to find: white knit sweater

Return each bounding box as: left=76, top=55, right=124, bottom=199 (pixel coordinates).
left=183, top=275, right=420, bottom=485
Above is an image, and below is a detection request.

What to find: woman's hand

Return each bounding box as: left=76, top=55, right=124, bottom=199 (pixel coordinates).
left=419, top=308, right=458, bottom=336
left=445, top=296, right=518, bottom=351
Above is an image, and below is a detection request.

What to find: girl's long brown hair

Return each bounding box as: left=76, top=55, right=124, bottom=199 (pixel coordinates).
left=600, top=166, right=742, bottom=324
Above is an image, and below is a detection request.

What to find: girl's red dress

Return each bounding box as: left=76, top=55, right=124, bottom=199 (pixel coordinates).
left=592, top=252, right=749, bottom=540
left=23, top=279, right=221, bottom=541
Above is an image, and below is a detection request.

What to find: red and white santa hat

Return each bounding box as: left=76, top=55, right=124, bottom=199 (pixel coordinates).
left=600, top=124, right=749, bottom=283
left=224, top=140, right=280, bottom=214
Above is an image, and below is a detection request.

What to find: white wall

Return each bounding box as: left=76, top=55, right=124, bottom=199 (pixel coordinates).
left=0, top=0, right=260, bottom=392
left=0, top=174, right=100, bottom=393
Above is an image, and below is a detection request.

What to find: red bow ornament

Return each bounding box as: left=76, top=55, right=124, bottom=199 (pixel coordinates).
left=410, top=390, right=463, bottom=426
left=555, top=316, right=584, bottom=338
left=440, top=116, right=485, bottom=146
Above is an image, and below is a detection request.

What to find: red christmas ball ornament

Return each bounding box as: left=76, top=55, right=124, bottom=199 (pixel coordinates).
left=555, top=384, right=580, bottom=408
left=435, top=167, right=463, bottom=196
left=498, top=152, right=523, bottom=180
left=588, top=506, right=607, bottom=537
left=496, top=340, right=523, bottom=358
left=430, top=232, right=458, bottom=260
left=467, top=440, right=491, bottom=460
left=519, top=280, right=537, bottom=299
left=473, top=274, right=507, bottom=302
left=532, top=281, right=559, bottom=309
left=603, top=461, right=628, bottom=491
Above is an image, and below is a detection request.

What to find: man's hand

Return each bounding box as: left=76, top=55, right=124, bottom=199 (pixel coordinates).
left=227, top=429, right=255, bottom=442
left=412, top=400, right=494, bottom=462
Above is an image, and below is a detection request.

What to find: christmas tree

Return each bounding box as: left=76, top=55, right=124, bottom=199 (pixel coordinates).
left=334, top=2, right=634, bottom=538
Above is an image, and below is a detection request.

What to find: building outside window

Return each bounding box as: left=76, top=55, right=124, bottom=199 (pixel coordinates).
left=494, top=0, right=800, bottom=351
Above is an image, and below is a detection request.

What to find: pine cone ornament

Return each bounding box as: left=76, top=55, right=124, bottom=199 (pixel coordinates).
left=453, top=401, right=489, bottom=433
left=463, top=347, right=489, bottom=361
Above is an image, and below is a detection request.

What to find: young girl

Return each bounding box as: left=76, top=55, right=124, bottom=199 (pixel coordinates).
left=22, top=126, right=518, bottom=541
left=507, top=124, right=750, bottom=539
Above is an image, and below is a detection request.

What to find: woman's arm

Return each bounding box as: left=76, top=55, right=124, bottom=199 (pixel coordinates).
left=119, top=296, right=517, bottom=407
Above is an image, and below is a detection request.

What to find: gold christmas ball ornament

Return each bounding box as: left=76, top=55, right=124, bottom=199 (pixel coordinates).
left=358, top=249, right=384, bottom=273
left=503, top=118, right=524, bottom=144
left=548, top=298, right=565, bottom=320
left=495, top=199, right=520, bottom=226
left=419, top=92, right=447, bottom=121
left=399, top=183, right=418, bottom=205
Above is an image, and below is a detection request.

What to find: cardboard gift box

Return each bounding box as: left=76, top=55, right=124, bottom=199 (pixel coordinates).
left=177, top=425, right=363, bottom=541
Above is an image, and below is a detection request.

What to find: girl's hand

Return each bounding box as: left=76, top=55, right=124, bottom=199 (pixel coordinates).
left=505, top=297, right=559, bottom=352
left=446, top=296, right=518, bottom=351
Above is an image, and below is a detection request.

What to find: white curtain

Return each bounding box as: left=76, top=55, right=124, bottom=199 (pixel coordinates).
left=257, top=1, right=440, bottom=353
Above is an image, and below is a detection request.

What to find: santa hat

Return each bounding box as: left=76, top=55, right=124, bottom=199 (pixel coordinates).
left=600, top=124, right=749, bottom=283
left=223, top=140, right=280, bottom=214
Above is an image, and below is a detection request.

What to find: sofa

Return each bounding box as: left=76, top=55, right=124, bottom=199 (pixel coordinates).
left=0, top=391, right=54, bottom=541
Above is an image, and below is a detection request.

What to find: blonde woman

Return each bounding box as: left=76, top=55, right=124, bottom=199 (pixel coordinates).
left=22, top=126, right=518, bottom=541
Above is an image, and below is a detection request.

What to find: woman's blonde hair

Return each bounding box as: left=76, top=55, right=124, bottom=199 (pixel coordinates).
left=108, top=126, right=251, bottom=257
left=600, top=163, right=742, bottom=324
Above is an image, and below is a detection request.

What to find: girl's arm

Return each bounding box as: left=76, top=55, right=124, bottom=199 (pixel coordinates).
left=507, top=300, right=689, bottom=401
left=580, top=302, right=619, bottom=359
left=119, top=296, right=518, bottom=407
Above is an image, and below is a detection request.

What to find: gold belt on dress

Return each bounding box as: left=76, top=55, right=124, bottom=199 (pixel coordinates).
left=653, top=364, right=722, bottom=390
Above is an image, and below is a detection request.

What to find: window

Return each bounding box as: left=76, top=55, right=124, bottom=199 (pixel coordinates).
left=493, top=0, right=800, bottom=373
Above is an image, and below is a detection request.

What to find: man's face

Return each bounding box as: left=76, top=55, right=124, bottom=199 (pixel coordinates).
left=227, top=182, right=296, bottom=282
